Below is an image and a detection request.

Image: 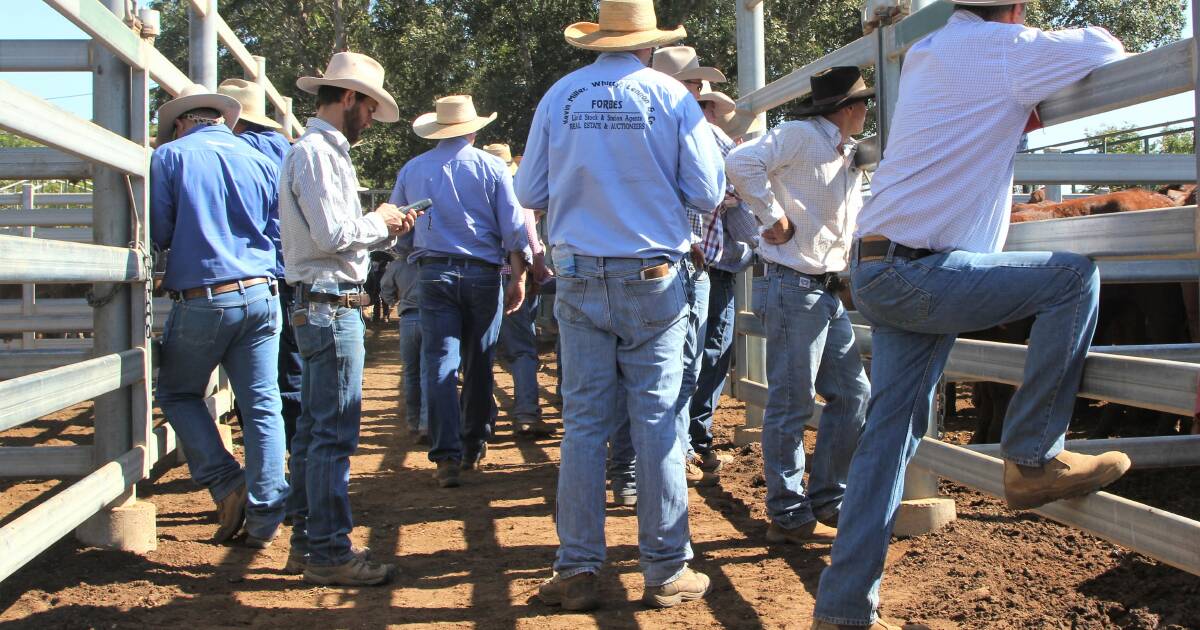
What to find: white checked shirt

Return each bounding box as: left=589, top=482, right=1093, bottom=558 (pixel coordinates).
left=726, top=116, right=862, bottom=275
left=279, top=117, right=396, bottom=285
left=855, top=11, right=1125, bottom=253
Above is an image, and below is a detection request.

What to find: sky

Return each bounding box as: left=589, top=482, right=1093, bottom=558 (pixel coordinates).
left=3, top=0, right=1195, bottom=148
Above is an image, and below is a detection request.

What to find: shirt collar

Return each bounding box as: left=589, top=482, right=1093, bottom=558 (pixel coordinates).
left=305, top=117, right=351, bottom=155
left=949, top=9, right=985, bottom=25
left=181, top=123, right=232, bottom=140
left=437, top=136, right=472, bottom=151
left=597, top=51, right=644, bottom=66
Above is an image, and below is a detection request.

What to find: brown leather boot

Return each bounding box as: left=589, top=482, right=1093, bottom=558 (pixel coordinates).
left=766, top=520, right=837, bottom=545
left=1004, top=450, right=1131, bottom=510
left=685, top=456, right=718, bottom=487
left=212, top=483, right=247, bottom=544
left=435, top=460, right=461, bottom=488
left=642, top=567, right=711, bottom=608
left=538, top=571, right=599, bottom=611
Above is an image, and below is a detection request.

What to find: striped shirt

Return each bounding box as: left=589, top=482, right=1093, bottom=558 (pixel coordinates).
left=279, top=117, right=395, bottom=286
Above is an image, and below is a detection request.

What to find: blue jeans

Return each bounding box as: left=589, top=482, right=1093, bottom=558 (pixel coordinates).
left=607, top=261, right=708, bottom=492
left=497, top=274, right=542, bottom=422
left=157, top=281, right=288, bottom=540
left=761, top=265, right=869, bottom=529
left=278, top=283, right=303, bottom=451
left=689, top=267, right=738, bottom=457
left=419, top=260, right=503, bottom=463
left=398, top=309, right=428, bottom=433
left=813, top=246, right=1099, bottom=625
left=553, top=252, right=691, bottom=587
left=288, top=292, right=366, bottom=567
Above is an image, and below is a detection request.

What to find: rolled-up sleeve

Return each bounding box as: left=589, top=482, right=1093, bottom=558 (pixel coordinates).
left=676, top=97, right=725, bottom=215
left=291, top=149, right=390, bottom=253
left=725, top=126, right=803, bottom=226
left=515, top=97, right=551, bottom=210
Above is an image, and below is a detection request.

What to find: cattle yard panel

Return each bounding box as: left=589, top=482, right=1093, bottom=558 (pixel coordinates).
left=732, top=0, right=1200, bottom=575
left=0, top=0, right=289, bottom=583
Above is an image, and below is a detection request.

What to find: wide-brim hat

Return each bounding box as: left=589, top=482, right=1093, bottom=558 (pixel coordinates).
left=218, top=78, right=282, bottom=131
left=951, top=0, right=1025, bottom=5
left=156, top=83, right=241, bottom=147
left=719, top=108, right=765, bottom=139
left=796, top=66, right=874, bottom=116
left=413, top=95, right=497, bottom=140
left=564, top=0, right=686, bottom=52
left=652, top=46, right=726, bottom=83
left=482, top=143, right=513, bottom=164
left=297, top=51, right=399, bottom=123
left=697, top=87, right=736, bottom=117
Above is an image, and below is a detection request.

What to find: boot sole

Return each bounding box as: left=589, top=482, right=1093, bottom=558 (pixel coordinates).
left=611, top=496, right=638, bottom=507
left=766, top=527, right=836, bottom=545
left=1006, top=460, right=1132, bottom=511
left=642, top=582, right=711, bottom=608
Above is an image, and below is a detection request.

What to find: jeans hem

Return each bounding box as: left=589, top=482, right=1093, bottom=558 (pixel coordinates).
left=554, top=566, right=599, bottom=579
left=643, top=563, right=687, bottom=588
left=812, top=611, right=878, bottom=626
left=773, top=514, right=816, bottom=530
left=1003, top=451, right=1053, bottom=467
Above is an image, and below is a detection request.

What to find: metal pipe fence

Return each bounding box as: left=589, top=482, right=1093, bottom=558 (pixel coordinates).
left=0, top=0, right=296, bottom=584
left=732, top=0, right=1200, bottom=575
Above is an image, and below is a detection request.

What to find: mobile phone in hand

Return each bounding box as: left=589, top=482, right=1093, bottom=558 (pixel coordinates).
left=403, top=199, right=432, bottom=215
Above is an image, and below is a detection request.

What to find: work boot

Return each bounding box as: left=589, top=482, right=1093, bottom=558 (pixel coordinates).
left=284, top=545, right=372, bottom=575
left=461, top=443, right=488, bottom=471
left=435, top=460, right=461, bottom=488
left=811, top=620, right=929, bottom=630
left=698, top=450, right=731, bottom=473
left=537, top=571, right=599, bottom=611
left=517, top=417, right=556, bottom=437
left=642, top=567, right=711, bottom=608
left=212, top=483, right=248, bottom=544
left=239, top=529, right=277, bottom=550
left=1004, top=450, right=1131, bottom=510
left=611, top=486, right=637, bottom=507
left=303, top=554, right=395, bottom=586
left=766, top=520, right=838, bottom=545
left=685, top=456, right=718, bottom=487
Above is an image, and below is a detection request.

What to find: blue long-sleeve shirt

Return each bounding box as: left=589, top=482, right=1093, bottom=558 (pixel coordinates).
left=515, top=52, right=726, bottom=260
left=389, top=137, right=529, bottom=265
left=237, top=128, right=292, bottom=277
left=150, top=124, right=281, bottom=291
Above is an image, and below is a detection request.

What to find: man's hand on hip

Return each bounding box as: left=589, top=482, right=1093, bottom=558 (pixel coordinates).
left=762, top=216, right=795, bottom=245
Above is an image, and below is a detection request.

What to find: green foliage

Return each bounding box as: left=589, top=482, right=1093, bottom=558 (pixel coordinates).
left=150, top=0, right=1185, bottom=187
left=0, top=132, right=40, bottom=149
left=1160, top=130, right=1194, bottom=154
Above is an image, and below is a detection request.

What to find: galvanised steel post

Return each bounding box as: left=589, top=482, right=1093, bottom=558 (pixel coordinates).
left=188, top=0, right=218, bottom=90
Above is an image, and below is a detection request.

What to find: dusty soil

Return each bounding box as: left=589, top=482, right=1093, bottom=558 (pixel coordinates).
left=2, top=323, right=1199, bottom=629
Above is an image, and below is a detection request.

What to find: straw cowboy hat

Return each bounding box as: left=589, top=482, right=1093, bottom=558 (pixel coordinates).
left=296, top=51, right=399, bottom=123
left=564, top=0, right=686, bottom=52
left=217, top=79, right=282, bottom=131
left=483, top=143, right=518, bottom=175
left=413, top=95, right=497, bottom=140
left=951, top=0, right=1025, bottom=4
left=697, top=83, right=736, bottom=117
left=652, top=46, right=726, bottom=83
left=156, top=83, right=241, bottom=147
left=696, top=83, right=762, bottom=137
left=796, top=66, right=874, bottom=116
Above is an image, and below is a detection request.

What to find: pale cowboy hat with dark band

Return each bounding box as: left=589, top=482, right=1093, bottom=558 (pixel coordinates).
left=795, top=66, right=875, bottom=117
left=296, top=51, right=399, bottom=123
left=413, top=95, right=497, bottom=140
left=652, top=46, right=726, bottom=83
left=156, top=83, right=241, bottom=147
left=218, top=78, right=282, bottom=131
left=564, top=0, right=686, bottom=52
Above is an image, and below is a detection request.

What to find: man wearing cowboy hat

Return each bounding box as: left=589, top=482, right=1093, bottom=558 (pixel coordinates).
left=811, top=2, right=1127, bottom=628
left=726, top=66, right=874, bottom=549
left=516, top=0, right=725, bottom=611
left=218, top=78, right=304, bottom=454
left=150, top=83, right=289, bottom=548
left=391, top=95, right=531, bottom=487
left=482, top=142, right=556, bottom=438
left=279, top=51, right=417, bottom=586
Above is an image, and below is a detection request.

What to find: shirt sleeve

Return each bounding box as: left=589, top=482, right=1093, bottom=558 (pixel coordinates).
left=523, top=207, right=544, bottom=257
left=149, top=148, right=178, bottom=251
left=676, top=96, right=726, bottom=214
left=262, top=165, right=284, bottom=278
left=291, top=148, right=391, bottom=253
left=1007, top=25, right=1127, bottom=108
left=724, top=201, right=761, bottom=248
left=515, top=95, right=552, bottom=210
left=496, top=167, right=531, bottom=260
left=387, top=168, right=406, bottom=206
left=379, top=265, right=399, bottom=304
left=724, top=124, right=807, bottom=226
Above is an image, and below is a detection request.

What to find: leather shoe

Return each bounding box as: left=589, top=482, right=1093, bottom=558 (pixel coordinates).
left=1004, top=449, right=1131, bottom=510
left=538, top=571, right=599, bottom=611
left=643, top=567, right=711, bottom=608
left=213, top=483, right=247, bottom=544
left=766, top=520, right=837, bottom=545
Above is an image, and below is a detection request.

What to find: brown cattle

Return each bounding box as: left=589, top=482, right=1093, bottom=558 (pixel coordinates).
left=1011, top=188, right=1177, bottom=223
left=1157, top=183, right=1197, bottom=207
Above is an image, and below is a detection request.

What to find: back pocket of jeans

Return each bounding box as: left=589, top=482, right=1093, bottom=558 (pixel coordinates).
left=553, top=276, right=588, bottom=324
left=622, top=269, right=686, bottom=328
left=852, top=267, right=931, bottom=326
left=163, top=303, right=223, bottom=350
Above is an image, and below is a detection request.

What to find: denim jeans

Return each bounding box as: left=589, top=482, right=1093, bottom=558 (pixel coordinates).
left=813, top=246, right=1099, bottom=625
left=497, top=274, right=542, bottom=422
left=288, top=294, right=366, bottom=567
left=553, top=252, right=691, bottom=587
left=398, top=309, right=428, bottom=434
left=607, top=260, right=708, bottom=493
left=761, top=264, right=869, bottom=529
left=689, top=267, right=739, bottom=457
left=157, top=280, right=288, bottom=540
left=419, top=260, right=503, bottom=464
left=278, top=283, right=303, bottom=451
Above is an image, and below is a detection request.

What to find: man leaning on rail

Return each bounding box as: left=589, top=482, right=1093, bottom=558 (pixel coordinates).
left=809, top=1, right=1129, bottom=628
left=278, top=51, right=420, bottom=586
left=150, top=84, right=288, bottom=549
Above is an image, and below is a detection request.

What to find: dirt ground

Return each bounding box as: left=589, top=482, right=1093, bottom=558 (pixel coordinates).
left=2, top=322, right=1200, bottom=629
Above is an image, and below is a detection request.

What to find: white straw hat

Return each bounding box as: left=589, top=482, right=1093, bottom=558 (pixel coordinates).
left=652, top=46, right=726, bottom=83
left=697, top=84, right=736, bottom=117
left=218, top=79, right=282, bottom=130
left=413, top=95, right=497, bottom=140
left=296, top=51, right=399, bottom=123
left=564, top=0, right=686, bottom=52
left=155, top=83, right=241, bottom=147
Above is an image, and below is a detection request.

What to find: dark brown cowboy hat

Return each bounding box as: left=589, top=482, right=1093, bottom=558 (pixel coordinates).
left=796, top=66, right=874, bottom=116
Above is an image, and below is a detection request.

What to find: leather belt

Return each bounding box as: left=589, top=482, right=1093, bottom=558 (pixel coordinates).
left=305, top=291, right=371, bottom=308
left=177, top=277, right=270, bottom=300
left=767, top=263, right=838, bottom=290
left=857, top=236, right=935, bottom=263
left=418, top=256, right=499, bottom=269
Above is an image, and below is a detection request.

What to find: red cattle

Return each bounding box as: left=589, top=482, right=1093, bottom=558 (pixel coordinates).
left=1011, top=188, right=1177, bottom=223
